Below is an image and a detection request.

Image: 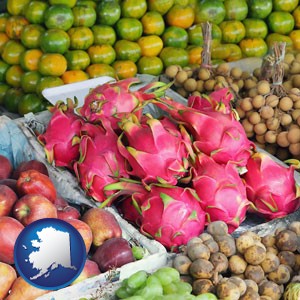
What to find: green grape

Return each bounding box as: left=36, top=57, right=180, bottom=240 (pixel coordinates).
left=195, top=293, right=218, bottom=300
left=146, top=274, right=162, bottom=286
left=127, top=270, right=148, bottom=290
left=162, top=282, right=178, bottom=295
left=152, top=267, right=180, bottom=286
left=115, top=286, right=131, bottom=299
left=134, top=280, right=163, bottom=299
left=131, top=246, right=145, bottom=260
left=176, top=280, right=193, bottom=295
left=156, top=295, right=189, bottom=300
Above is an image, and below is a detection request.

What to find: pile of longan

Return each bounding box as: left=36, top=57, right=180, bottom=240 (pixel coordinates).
left=172, top=220, right=300, bottom=300
left=162, top=56, right=300, bottom=161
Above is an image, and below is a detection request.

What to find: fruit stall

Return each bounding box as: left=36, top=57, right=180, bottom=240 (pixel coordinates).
left=0, top=0, right=300, bottom=299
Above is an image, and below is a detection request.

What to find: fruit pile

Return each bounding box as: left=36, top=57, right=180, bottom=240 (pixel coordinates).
left=37, top=77, right=300, bottom=252
left=0, top=154, right=145, bottom=299
left=2, top=0, right=300, bottom=115
left=163, top=48, right=300, bottom=161
left=171, top=220, right=300, bottom=300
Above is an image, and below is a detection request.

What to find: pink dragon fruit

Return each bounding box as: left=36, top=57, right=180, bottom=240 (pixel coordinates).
left=38, top=98, right=84, bottom=169
left=242, top=151, right=300, bottom=220
left=77, top=77, right=170, bottom=130
left=192, top=153, right=251, bottom=233
left=152, top=93, right=255, bottom=167
left=138, top=184, right=206, bottom=251
left=117, top=114, right=193, bottom=185
left=73, top=117, right=129, bottom=204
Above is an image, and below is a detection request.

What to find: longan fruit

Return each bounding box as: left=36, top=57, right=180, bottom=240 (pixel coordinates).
left=266, top=117, right=280, bottom=131
left=280, top=113, right=293, bottom=127
left=257, top=80, right=271, bottom=95
left=248, top=87, right=258, bottom=98
left=244, top=78, right=257, bottom=90
left=242, top=118, right=254, bottom=133
left=277, top=131, right=290, bottom=148
left=252, top=95, right=265, bottom=109
left=290, top=60, right=300, bottom=74
left=183, top=78, right=197, bottom=92
left=279, top=96, right=294, bottom=111
left=292, top=74, right=300, bottom=88
left=175, top=70, right=189, bottom=85
left=239, top=98, right=253, bottom=112
left=215, top=62, right=230, bottom=75
left=191, top=91, right=201, bottom=97
left=255, top=134, right=265, bottom=144
left=265, top=94, right=279, bottom=108
left=298, top=115, right=300, bottom=126
left=230, top=67, right=243, bottom=80
left=287, top=127, right=300, bottom=144
left=284, top=52, right=295, bottom=64
left=292, top=109, right=300, bottom=121
left=241, top=71, right=251, bottom=80
left=231, top=83, right=239, bottom=94
left=288, top=88, right=300, bottom=101
left=204, top=79, right=216, bottom=91
left=236, top=106, right=246, bottom=119
left=248, top=111, right=261, bottom=125
left=254, top=122, right=267, bottom=135
left=264, top=130, right=277, bottom=144
left=165, top=65, right=181, bottom=78
left=183, top=66, right=193, bottom=78
left=196, top=80, right=204, bottom=93
left=294, top=99, right=300, bottom=109
left=176, top=87, right=189, bottom=98
left=289, top=142, right=300, bottom=156
left=253, top=67, right=261, bottom=78
left=283, top=80, right=293, bottom=91
left=198, top=68, right=211, bottom=81
left=260, top=106, right=274, bottom=119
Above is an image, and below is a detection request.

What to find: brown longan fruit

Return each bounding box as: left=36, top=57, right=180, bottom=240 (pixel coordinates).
left=254, top=122, right=267, bottom=135
left=284, top=52, right=295, bottom=64
left=288, top=88, right=300, bottom=101
left=236, top=106, right=246, bottom=119
left=264, top=130, right=277, bottom=144
left=277, top=131, right=290, bottom=147
left=183, top=78, right=197, bottom=92
left=215, top=62, right=230, bottom=75
left=204, top=79, right=216, bottom=91
left=255, top=134, right=265, bottom=144
left=280, top=113, right=293, bottom=127
left=283, top=80, right=293, bottom=91
left=244, top=78, right=257, bottom=90
left=294, top=99, right=300, bottom=109
left=290, top=60, right=300, bottom=74
left=253, top=67, right=261, bottom=78
left=265, top=94, right=279, bottom=107
left=165, top=65, right=181, bottom=78
left=289, top=142, right=300, bottom=156
left=248, top=87, right=258, bottom=98
left=176, top=87, right=189, bottom=98
left=239, top=97, right=253, bottom=112
left=279, top=96, right=294, bottom=111
left=266, top=117, right=280, bottom=130
left=230, top=67, right=243, bottom=79
left=257, top=80, right=271, bottom=95
left=175, top=70, right=189, bottom=85
left=287, top=127, right=300, bottom=144
left=260, top=106, right=274, bottom=119
left=241, top=71, right=251, bottom=80
left=198, top=67, right=211, bottom=81
left=252, top=95, right=265, bottom=109
left=248, top=111, right=261, bottom=124
left=196, top=80, right=204, bottom=92
left=292, top=74, right=300, bottom=88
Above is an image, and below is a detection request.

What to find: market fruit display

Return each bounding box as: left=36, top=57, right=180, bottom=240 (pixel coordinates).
left=2, top=0, right=300, bottom=115
left=37, top=78, right=300, bottom=252
left=0, top=154, right=147, bottom=299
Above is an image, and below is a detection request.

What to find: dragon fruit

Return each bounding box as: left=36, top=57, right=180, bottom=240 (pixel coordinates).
left=38, top=98, right=84, bottom=169
left=138, top=184, right=206, bottom=251
left=152, top=93, right=254, bottom=167
left=117, top=114, right=193, bottom=185
left=73, top=117, right=129, bottom=204
left=77, top=77, right=170, bottom=130
left=192, top=153, right=251, bottom=233
left=242, top=151, right=300, bottom=220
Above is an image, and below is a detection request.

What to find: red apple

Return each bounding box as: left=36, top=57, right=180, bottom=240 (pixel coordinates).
left=16, top=169, right=57, bottom=203
left=5, top=276, right=50, bottom=300
left=53, top=196, right=69, bottom=208
left=0, top=216, right=24, bottom=264
left=57, top=205, right=81, bottom=220
left=13, top=194, right=57, bottom=226
left=0, top=155, right=13, bottom=180
left=65, top=218, right=93, bottom=254
left=0, top=262, right=17, bottom=299
left=0, top=184, right=18, bottom=217
left=92, top=237, right=135, bottom=272
left=81, top=208, right=122, bottom=247
left=0, top=179, right=18, bottom=195
left=12, top=159, right=49, bottom=179
left=71, top=259, right=101, bottom=285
